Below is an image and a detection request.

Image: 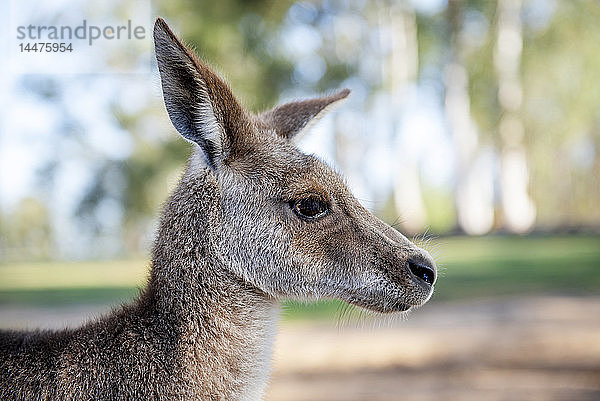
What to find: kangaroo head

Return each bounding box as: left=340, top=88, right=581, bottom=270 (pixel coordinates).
left=154, top=18, right=436, bottom=313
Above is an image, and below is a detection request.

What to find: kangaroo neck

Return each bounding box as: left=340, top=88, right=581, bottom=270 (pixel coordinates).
left=146, top=168, right=280, bottom=400
left=146, top=256, right=279, bottom=400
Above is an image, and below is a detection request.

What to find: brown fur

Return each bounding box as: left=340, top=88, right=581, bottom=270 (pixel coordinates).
left=0, top=18, right=436, bottom=400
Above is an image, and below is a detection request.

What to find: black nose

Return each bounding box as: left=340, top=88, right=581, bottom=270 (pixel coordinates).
left=407, top=259, right=436, bottom=286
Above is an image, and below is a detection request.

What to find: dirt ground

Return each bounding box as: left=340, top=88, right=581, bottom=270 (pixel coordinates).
left=268, top=297, right=600, bottom=401
left=2, top=296, right=599, bottom=400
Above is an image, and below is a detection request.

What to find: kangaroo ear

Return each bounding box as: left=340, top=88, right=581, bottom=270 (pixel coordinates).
left=153, top=18, right=249, bottom=169
left=261, top=89, right=350, bottom=141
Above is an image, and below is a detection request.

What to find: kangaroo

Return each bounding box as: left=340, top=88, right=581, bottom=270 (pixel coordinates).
left=0, top=18, right=436, bottom=401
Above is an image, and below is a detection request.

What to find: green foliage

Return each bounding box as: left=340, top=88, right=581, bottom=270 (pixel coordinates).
left=0, top=198, right=52, bottom=260
left=521, top=1, right=600, bottom=227
left=158, top=0, right=295, bottom=111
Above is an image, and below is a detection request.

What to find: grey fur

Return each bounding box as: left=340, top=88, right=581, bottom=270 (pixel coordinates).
left=0, top=18, right=436, bottom=401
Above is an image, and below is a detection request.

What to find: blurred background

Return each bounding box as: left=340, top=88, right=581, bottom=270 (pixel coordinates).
left=1, top=0, right=599, bottom=400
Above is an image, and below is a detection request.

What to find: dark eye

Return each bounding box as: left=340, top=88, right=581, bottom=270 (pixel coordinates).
left=291, top=196, right=329, bottom=220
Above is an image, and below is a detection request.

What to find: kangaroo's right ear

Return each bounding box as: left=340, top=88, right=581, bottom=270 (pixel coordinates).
left=260, top=89, right=350, bottom=142
left=153, top=18, right=249, bottom=170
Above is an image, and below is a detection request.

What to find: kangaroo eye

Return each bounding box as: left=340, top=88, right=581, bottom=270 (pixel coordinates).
left=291, top=196, right=329, bottom=220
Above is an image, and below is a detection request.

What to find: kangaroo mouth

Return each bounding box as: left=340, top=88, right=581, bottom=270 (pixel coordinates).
left=342, top=292, right=420, bottom=314
left=340, top=276, right=433, bottom=314
left=348, top=298, right=413, bottom=313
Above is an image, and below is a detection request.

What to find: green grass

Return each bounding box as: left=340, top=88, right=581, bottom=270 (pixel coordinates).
left=0, top=287, right=141, bottom=306
left=0, top=235, right=598, bottom=319
left=432, top=235, right=600, bottom=301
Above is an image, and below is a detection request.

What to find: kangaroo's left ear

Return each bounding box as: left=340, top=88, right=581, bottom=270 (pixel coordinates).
left=260, top=89, right=350, bottom=141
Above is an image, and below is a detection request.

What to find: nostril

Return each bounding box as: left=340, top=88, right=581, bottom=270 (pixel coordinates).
left=406, top=260, right=435, bottom=286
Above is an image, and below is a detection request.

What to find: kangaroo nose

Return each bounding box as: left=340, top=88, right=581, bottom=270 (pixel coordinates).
left=406, top=259, right=436, bottom=286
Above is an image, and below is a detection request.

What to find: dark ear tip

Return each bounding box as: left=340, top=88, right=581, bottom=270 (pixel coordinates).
left=153, top=17, right=171, bottom=39
left=337, top=88, right=351, bottom=99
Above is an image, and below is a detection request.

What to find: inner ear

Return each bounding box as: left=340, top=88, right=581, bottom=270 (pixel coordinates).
left=260, top=89, right=350, bottom=141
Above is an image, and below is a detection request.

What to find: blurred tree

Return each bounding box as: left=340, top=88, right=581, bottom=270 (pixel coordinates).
left=386, top=2, right=429, bottom=233
left=445, top=0, right=495, bottom=234
left=3, top=0, right=600, bottom=262
left=495, top=0, right=536, bottom=233
left=520, top=0, right=600, bottom=229
left=0, top=198, right=52, bottom=260
left=158, top=0, right=295, bottom=111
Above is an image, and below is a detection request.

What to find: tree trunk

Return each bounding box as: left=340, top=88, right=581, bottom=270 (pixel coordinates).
left=445, top=0, right=495, bottom=234
left=495, top=0, right=536, bottom=233
left=385, top=2, right=427, bottom=233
